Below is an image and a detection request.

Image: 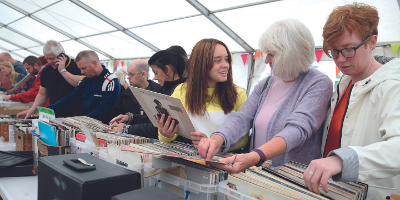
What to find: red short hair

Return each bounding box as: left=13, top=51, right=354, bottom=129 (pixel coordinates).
left=323, top=3, right=379, bottom=55
left=38, top=56, right=48, bottom=66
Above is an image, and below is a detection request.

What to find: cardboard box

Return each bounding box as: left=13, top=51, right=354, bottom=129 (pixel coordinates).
left=37, top=138, right=70, bottom=157
left=16, top=130, right=32, bottom=151
left=0, top=123, right=12, bottom=141
left=0, top=106, right=30, bottom=115
left=38, top=153, right=141, bottom=200
left=0, top=151, right=37, bottom=177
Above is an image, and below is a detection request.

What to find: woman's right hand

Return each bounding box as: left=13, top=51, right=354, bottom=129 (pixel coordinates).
left=109, top=114, right=129, bottom=124
left=198, top=135, right=224, bottom=161
left=157, top=114, right=178, bottom=138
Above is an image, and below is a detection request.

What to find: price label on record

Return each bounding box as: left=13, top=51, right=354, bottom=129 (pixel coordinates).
left=37, top=107, right=55, bottom=122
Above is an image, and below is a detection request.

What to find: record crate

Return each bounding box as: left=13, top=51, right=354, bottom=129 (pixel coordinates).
left=218, top=180, right=258, bottom=200
left=37, top=138, right=71, bottom=157
left=143, top=162, right=219, bottom=200
left=14, top=120, right=34, bottom=151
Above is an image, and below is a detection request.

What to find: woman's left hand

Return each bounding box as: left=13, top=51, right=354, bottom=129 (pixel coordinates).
left=208, top=152, right=260, bottom=174
left=190, top=132, right=208, bottom=148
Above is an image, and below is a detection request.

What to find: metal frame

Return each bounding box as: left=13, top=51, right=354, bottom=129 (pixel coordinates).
left=0, top=0, right=281, bottom=59
left=0, top=0, right=115, bottom=59
left=186, top=0, right=254, bottom=53
left=0, top=37, right=41, bottom=56
left=0, top=44, right=27, bottom=60
left=69, top=0, right=160, bottom=52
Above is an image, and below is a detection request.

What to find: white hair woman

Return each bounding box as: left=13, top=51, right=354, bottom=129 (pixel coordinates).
left=114, top=70, right=128, bottom=89
left=195, top=18, right=333, bottom=173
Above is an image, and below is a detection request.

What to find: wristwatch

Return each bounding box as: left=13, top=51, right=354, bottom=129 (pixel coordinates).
left=59, top=68, right=67, bottom=74
left=252, top=149, right=266, bottom=167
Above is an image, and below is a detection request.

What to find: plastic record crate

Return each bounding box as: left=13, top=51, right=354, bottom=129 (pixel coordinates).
left=143, top=162, right=219, bottom=200
left=70, top=138, right=106, bottom=158
left=218, top=180, right=258, bottom=200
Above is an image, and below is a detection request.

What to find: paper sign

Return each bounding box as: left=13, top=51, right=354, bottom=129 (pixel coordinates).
left=8, top=125, right=15, bottom=143
left=79, top=121, right=100, bottom=147
left=37, top=107, right=55, bottom=122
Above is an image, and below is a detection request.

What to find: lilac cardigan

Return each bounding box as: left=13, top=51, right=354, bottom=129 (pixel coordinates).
left=212, top=69, right=333, bottom=167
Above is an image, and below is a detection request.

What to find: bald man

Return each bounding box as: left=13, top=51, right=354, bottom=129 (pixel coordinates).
left=0, top=52, right=27, bottom=75
left=103, top=59, right=161, bottom=123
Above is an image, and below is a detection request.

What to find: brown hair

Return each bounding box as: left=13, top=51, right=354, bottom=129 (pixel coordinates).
left=323, top=3, right=379, bottom=55
left=184, top=39, right=237, bottom=116
left=0, top=61, right=19, bottom=83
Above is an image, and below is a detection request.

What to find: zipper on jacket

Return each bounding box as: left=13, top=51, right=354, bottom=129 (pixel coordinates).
left=338, top=84, right=354, bottom=148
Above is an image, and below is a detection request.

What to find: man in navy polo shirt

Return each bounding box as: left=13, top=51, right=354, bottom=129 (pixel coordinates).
left=47, top=50, right=120, bottom=122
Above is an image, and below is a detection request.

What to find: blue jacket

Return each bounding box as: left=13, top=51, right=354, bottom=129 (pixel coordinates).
left=13, top=61, right=27, bottom=76
left=48, top=66, right=120, bottom=121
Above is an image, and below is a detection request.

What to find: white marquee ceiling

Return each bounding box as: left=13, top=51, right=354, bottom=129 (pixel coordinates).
left=0, top=0, right=399, bottom=61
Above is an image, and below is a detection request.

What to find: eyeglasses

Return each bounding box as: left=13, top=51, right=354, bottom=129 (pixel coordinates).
left=328, top=35, right=372, bottom=59
left=127, top=72, right=141, bottom=77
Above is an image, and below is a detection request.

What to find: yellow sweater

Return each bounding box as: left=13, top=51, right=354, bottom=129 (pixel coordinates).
left=159, top=83, right=249, bottom=151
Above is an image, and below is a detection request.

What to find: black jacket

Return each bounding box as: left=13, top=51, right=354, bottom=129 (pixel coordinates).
left=102, top=80, right=161, bottom=124
left=126, top=78, right=191, bottom=143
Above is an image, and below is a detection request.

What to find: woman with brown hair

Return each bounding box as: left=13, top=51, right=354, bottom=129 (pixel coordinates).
left=0, top=61, right=24, bottom=92
left=157, top=38, right=249, bottom=152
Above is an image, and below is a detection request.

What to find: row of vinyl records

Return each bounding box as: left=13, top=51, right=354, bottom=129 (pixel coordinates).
left=37, top=116, right=368, bottom=199
left=37, top=116, right=151, bottom=146
left=113, top=139, right=368, bottom=200
left=227, top=161, right=368, bottom=200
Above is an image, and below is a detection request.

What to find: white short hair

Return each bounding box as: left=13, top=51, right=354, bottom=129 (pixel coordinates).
left=258, top=18, right=315, bottom=81
left=43, top=40, right=64, bottom=56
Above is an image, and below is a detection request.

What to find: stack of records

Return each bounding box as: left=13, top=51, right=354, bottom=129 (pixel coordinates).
left=126, top=141, right=198, bottom=156
left=95, top=132, right=151, bottom=146
left=155, top=156, right=228, bottom=185
left=226, top=161, right=368, bottom=200
left=65, top=116, right=112, bottom=133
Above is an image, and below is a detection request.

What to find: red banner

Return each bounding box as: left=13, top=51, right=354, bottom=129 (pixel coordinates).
left=315, top=50, right=323, bottom=63
left=241, top=54, right=248, bottom=66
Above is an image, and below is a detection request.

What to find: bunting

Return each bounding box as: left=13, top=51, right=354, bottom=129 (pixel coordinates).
left=241, top=54, right=248, bottom=66
left=391, top=43, right=400, bottom=57
left=114, top=60, right=119, bottom=69
left=336, top=66, right=340, bottom=76
left=127, top=61, right=131, bottom=67
left=315, top=50, right=323, bottom=63
left=121, top=61, right=125, bottom=67
left=253, top=51, right=262, bottom=59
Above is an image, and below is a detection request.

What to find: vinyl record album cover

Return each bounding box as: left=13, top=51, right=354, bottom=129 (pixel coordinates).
left=130, top=86, right=195, bottom=139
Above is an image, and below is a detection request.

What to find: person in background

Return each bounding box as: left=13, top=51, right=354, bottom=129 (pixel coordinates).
left=114, top=70, right=128, bottom=90
left=303, top=3, right=400, bottom=198
left=197, top=19, right=332, bottom=173
left=2, top=56, right=50, bottom=107
left=16, top=40, right=83, bottom=119
left=0, top=52, right=27, bottom=76
left=0, top=61, right=25, bottom=92
left=158, top=39, right=249, bottom=153
left=47, top=50, right=120, bottom=122
left=166, top=46, right=188, bottom=62
left=110, top=50, right=187, bottom=140
left=103, top=59, right=161, bottom=124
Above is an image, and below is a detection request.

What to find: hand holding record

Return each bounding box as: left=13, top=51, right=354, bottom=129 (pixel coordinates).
left=157, top=114, right=179, bottom=138
left=208, top=152, right=260, bottom=174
